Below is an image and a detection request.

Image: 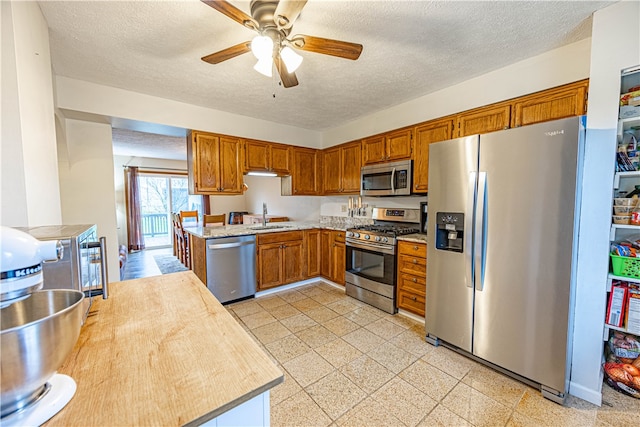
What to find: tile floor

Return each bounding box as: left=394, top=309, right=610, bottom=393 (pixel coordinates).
left=122, top=252, right=639, bottom=426
left=226, top=283, right=640, bottom=427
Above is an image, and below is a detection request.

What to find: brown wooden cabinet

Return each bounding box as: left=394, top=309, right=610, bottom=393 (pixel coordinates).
left=256, top=231, right=304, bottom=290
left=320, top=229, right=345, bottom=285
left=456, top=103, right=511, bottom=137
left=362, top=128, right=412, bottom=165
left=305, top=229, right=321, bottom=278
left=396, top=241, right=426, bottom=317
left=511, top=79, right=588, bottom=128
left=282, top=147, right=321, bottom=195
left=412, top=118, right=455, bottom=193
left=190, top=234, right=207, bottom=284
left=243, top=139, right=291, bottom=175
left=187, top=131, right=242, bottom=195
left=322, top=141, right=361, bottom=195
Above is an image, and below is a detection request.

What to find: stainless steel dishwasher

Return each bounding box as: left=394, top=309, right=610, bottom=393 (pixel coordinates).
left=205, top=235, right=256, bottom=304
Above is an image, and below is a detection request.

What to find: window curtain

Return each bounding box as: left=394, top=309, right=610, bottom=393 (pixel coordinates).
left=125, top=166, right=145, bottom=251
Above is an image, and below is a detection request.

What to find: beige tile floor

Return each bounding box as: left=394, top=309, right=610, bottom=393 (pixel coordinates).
left=226, top=282, right=640, bottom=427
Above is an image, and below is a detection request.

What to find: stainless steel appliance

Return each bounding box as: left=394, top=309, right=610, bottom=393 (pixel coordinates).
left=345, top=207, right=420, bottom=313
left=360, top=160, right=413, bottom=196
left=419, top=201, right=428, bottom=234
left=1, top=226, right=84, bottom=426
left=206, top=234, right=256, bottom=303
left=16, top=225, right=108, bottom=320
left=425, top=116, right=586, bottom=404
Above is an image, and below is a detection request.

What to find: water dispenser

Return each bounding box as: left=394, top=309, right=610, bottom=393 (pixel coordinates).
left=435, top=212, right=464, bottom=253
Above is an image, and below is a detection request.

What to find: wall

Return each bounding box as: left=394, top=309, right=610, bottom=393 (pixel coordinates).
left=55, top=77, right=322, bottom=149
left=569, top=1, right=640, bottom=405
left=243, top=175, right=321, bottom=221
left=58, top=119, right=119, bottom=282
left=324, top=38, right=592, bottom=146
left=1, top=1, right=61, bottom=227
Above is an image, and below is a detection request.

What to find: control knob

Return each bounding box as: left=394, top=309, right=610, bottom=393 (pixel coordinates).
left=354, top=232, right=360, bottom=238
left=375, top=236, right=381, bottom=242
left=346, top=231, right=353, bottom=238
left=364, top=234, right=370, bottom=240
left=382, top=237, right=389, bottom=243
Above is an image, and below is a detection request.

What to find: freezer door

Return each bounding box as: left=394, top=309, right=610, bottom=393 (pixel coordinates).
left=426, top=135, right=478, bottom=352
left=473, top=117, right=582, bottom=392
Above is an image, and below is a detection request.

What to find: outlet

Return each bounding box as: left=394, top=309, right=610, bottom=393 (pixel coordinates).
left=341, top=205, right=347, bottom=212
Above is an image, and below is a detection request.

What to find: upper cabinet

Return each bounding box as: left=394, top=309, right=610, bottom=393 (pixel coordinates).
left=282, top=147, right=321, bottom=195
left=362, top=128, right=413, bottom=165
left=511, top=79, right=588, bottom=128
left=243, top=139, right=291, bottom=176
left=323, top=140, right=362, bottom=195
left=412, top=118, right=455, bottom=193
left=456, top=103, right=511, bottom=137
left=187, top=131, right=243, bottom=195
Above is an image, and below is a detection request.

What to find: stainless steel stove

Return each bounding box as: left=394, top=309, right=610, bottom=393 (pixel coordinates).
left=345, top=207, right=420, bottom=314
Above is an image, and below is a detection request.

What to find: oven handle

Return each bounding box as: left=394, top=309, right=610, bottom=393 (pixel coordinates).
left=346, top=239, right=395, bottom=255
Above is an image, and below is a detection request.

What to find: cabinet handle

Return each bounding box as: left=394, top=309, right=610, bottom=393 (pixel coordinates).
left=411, top=296, right=417, bottom=301
left=412, top=278, right=417, bottom=283
left=412, top=259, right=417, bottom=264
left=413, top=246, right=418, bottom=250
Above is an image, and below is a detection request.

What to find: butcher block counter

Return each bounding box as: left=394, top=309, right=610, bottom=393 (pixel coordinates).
left=46, top=271, right=283, bottom=426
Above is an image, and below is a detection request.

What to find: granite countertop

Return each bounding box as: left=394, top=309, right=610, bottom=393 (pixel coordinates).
left=397, top=233, right=428, bottom=244
left=47, top=272, right=283, bottom=426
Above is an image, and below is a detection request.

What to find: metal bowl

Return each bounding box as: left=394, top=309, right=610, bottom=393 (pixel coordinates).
left=1, top=290, right=84, bottom=418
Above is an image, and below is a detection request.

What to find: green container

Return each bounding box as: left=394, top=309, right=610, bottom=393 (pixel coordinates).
left=611, top=254, right=640, bottom=279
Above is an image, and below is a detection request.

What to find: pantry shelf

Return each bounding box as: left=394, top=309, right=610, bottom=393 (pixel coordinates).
left=617, top=116, right=640, bottom=142
left=607, top=273, right=640, bottom=292
left=613, top=171, right=640, bottom=189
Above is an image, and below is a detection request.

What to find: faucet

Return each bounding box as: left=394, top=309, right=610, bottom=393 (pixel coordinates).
left=262, top=202, right=267, bottom=227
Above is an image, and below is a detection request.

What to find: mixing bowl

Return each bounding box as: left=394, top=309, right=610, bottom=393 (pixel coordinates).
left=1, top=289, right=84, bottom=417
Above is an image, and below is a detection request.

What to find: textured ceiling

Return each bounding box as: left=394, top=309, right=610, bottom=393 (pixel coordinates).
left=38, top=0, right=614, bottom=159
left=112, top=128, right=187, bottom=161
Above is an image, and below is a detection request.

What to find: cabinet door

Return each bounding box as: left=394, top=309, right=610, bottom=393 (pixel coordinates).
left=257, top=243, right=283, bottom=290
left=322, top=147, right=342, bottom=194
left=282, top=240, right=304, bottom=284
left=456, top=103, right=511, bottom=137
left=386, top=128, right=413, bottom=162
left=191, top=132, right=220, bottom=194
left=320, top=230, right=332, bottom=278
left=191, top=235, right=207, bottom=284
left=512, top=80, right=588, bottom=128
left=305, top=229, right=321, bottom=278
left=362, top=135, right=386, bottom=165
left=332, top=241, right=346, bottom=285
left=397, top=289, right=426, bottom=317
left=270, top=144, right=291, bottom=175
left=413, top=119, right=454, bottom=193
left=341, top=142, right=362, bottom=193
left=244, top=139, right=270, bottom=172
left=218, top=136, right=242, bottom=194
left=291, top=147, right=320, bottom=195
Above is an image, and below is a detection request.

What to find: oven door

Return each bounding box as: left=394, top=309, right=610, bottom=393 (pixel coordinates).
left=345, top=240, right=396, bottom=286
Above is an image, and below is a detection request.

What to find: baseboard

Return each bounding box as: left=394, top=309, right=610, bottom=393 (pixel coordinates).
left=397, top=309, right=425, bottom=324
left=255, top=278, right=329, bottom=298
left=569, top=379, right=602, bottom=406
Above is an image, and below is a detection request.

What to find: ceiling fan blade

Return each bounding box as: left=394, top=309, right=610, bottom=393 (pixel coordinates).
left=275, top=55, right=299, bottom=88
left=290, top=35, right=363, bottom=60
left=274, top=0, right=308, bottom=30
left=201, top=0, right=258, bottom=30
left=201, top=41, right=252, bottom=64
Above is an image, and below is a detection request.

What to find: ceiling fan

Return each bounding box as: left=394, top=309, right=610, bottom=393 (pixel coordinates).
left=200, top=0, right=363, bottom=88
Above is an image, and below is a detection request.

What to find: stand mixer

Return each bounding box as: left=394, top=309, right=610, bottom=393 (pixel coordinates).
left=1, top=226, right=85, bottom=426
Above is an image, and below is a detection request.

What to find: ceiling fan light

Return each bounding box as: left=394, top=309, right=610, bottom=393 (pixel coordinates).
left=253, top=57, right=273, bottom=77
left=251, top=35, right=273, bottom=60
left=280, top=46, right=303, bottom=73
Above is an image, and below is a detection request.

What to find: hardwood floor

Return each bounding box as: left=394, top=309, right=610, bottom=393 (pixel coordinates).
left=121, top=247, right=172, bottom=280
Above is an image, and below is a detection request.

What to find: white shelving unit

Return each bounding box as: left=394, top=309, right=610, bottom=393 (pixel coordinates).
left=605, top=68, right=640, bottom=340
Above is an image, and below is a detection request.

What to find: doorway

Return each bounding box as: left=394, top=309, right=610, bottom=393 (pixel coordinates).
left=138, top=173, right=203, bottom=248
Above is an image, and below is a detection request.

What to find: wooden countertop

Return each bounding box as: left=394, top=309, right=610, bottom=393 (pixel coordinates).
left=47, top=272, right=283, bottom=426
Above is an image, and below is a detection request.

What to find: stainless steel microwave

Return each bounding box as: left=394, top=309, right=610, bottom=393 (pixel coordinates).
left=360, top=160, right=413, bottom=196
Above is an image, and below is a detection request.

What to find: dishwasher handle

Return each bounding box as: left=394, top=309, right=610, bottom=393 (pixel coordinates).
left=208, top=241, right=255, bottom=250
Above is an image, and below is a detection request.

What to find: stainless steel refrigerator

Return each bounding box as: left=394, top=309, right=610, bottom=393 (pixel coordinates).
left=425, top=116, right=585, bottom=404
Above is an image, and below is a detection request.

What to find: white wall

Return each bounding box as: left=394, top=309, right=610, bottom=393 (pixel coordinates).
left=243, top=175, right=321, bottom=221
left=58, top=119, right=119, bottom=282
left=569, top=0, right=640, bottom=405
left=55, top=77, right=322, bottom=149
left=1, top=1, right=61, bottom=227
left=324, top=39, right=592, bottom=146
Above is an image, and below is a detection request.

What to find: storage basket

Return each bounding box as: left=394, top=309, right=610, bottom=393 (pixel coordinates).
left=611, top=254, right=640, bottom=279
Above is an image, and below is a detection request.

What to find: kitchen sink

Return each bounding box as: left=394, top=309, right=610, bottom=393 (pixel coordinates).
left=248, top=225, right=291, bottom=230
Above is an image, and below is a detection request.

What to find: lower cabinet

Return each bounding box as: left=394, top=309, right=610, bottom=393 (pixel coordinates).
left=396, top=241, right=427, bottom=317
left=320, top=229, right=345, bottom=285
left=256, top=231, right=304, bottom=290
left=305, top=229, right=321, bottom=278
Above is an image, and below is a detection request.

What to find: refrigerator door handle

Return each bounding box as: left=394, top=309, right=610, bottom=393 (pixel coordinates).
left=465, top=172, right=476, bottom=288
left=475, top=172, right=487, bottom=291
